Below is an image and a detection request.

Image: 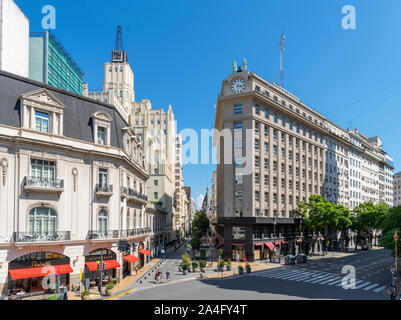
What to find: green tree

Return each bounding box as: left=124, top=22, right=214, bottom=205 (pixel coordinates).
left=190, top=211, right=210, bottom=250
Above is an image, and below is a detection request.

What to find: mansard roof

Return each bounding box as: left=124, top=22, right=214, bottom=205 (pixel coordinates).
left=0, top=70, right=127, bottom=149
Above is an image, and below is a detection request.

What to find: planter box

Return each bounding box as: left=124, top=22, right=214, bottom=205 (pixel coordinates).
left=226, top=266, right=232, bottom=271
left=183, top=270, right=188, bottom=275
left=238, top=269, right=244, bottom=275
left=106, top=288, right=114, bottom=296
left=82, top=295, right=91, bottom=301
left=246, top=268, right=251, bottom=274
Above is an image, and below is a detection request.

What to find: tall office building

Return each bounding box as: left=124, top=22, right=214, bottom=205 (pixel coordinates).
left=131, top=100, right=177, bottom=243
left=29, top=31, right=84, bottom=95
left=213, top=67, right=394, bottom=261
left=0, top=0, right=29, bottom=78
left=83, top=27, right=134, bottom=123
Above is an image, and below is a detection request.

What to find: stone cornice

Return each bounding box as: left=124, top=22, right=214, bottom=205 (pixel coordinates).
left=0, top=128, right=149, bottom=181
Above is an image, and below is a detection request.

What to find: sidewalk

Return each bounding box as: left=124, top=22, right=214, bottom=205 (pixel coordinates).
left=67, top=258, right=162, bottom=300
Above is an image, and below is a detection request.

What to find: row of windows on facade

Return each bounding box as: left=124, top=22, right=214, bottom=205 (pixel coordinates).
left=35, top=110, right=109, bottom=145
left=234, top=186, right=321, bottom=205
left=253, top=84, right=325, bottom=125
left=27, top=207, right=158, bottom=236
left=249, top=171, right=323, bottom=186
left=30, top=158, right=144, bottom=193
left=234, top=104, right=325, bottom=144
left=34, top=110, right=142, bottom=164
left=252, top=156, right=323, bottom=171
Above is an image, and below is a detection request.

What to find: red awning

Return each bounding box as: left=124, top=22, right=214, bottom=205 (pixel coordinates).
left=123, top=255, right=140, bottom=263
left=275, top=241, right=281, bottom=246
left=85, top=262, right=98, bottom=272
left=139, top=249, right=152, bottom=256
left=85, top=260, right=121, bottom=272
left=9, top=265, right=73, bottom=280
left=254, top=243, right=263, bottom=247
left=265, top=242, right=275, bottom=251
left=232, top=243, right=245, bottom=247
left=282, top=241, right=288, bottom=244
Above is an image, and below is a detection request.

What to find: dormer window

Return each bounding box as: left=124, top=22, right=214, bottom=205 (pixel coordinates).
left=91, top=111, right=112, bottom=146
left=20, top=89, right=65, bottom=136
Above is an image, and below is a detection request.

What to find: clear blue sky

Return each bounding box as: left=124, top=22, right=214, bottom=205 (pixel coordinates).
left=16, top=0, right=401, bottom=200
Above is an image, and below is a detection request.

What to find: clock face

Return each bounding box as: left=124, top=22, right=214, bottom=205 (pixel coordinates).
left=112, top=50, right=123, bottom=62
left=231, top=79, right=246, bottom=94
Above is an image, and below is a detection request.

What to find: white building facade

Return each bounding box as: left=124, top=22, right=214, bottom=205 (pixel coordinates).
left=0, top=0, right=29, bottom=78
left=0, top=71, right=168, bottom=298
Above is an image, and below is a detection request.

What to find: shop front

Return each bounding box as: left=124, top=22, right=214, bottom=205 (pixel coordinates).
left=7, top=252, right=73, bottom=297
left=138, top=242, right=151, bottom=267
left=232, top=243, right=245, bottom=261
left=254, top=243, right=263, bottom=260
left=84, top=249, right=120, bottom=290
left=122, top=253, right=140, bottom=278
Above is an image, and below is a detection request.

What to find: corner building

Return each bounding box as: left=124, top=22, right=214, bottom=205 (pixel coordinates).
left=213, top=69, right=393, bottom=261
left=0, top=70, right=166, bottom=298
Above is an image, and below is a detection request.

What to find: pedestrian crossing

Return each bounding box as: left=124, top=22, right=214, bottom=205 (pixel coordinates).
left=248, top=267, right=387, bottom=293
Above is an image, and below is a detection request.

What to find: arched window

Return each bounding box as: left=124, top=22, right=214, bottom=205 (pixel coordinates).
left=98, top=210, right=108, bottom=234
left=29, top=207, right=57, bottom=236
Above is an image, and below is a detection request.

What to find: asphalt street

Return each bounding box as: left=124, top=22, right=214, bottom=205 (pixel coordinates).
left=292, top=248, right=394, bottom=285
left=116, top=248, right=394, bottom=300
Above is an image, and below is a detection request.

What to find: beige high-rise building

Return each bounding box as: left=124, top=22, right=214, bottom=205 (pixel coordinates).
left=213, top=66, right=394, bottom=261
left=83, top=28, right=186, bottom=245
left=130, top=100, right=177, bottom=243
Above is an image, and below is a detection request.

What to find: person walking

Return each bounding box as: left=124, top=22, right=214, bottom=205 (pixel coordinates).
left=166, top=270, right=170, bottom=282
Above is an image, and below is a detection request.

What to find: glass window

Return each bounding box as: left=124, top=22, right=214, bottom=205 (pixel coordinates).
left=35, top=111, right=50, bottom=133
left=234, top=104, right=243, bottom=115
left=98, top=127, right=106, bottom=145
left=29, top=207, right=57, bottom=236
left=99, top=168, right=108, bottom=186
left=31, top=159, right=55, bottom=180
left=98, top=210, right=108, bottom=234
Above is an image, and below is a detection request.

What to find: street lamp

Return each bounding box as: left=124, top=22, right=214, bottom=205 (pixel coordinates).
left=394, top=230, right=399, bottom=298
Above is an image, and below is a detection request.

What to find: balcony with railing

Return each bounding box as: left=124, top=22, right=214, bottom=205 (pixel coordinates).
left=23, top=176, right=64, bottom=195
left=87, top=230, right=119, bottom=240
left=120, top=228, right=152, bottom=238
left=121, top=187, right=148, bottom=205
left=12, top=231, right=71, bottom=243
left=96, top=184, right=113, bottom=198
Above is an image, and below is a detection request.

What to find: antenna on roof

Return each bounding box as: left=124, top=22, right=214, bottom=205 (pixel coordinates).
left=280, top=31, right=285, bottom=87
left=116, top=26, right=123, bottom=51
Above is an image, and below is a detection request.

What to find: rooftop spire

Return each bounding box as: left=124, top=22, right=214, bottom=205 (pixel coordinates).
left=115, top=26, right=123, bottom=51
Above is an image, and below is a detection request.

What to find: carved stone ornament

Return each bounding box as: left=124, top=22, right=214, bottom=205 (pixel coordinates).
left=72, top=168, right=78, bottom=192
left=0, top=158, right=8, bottom=187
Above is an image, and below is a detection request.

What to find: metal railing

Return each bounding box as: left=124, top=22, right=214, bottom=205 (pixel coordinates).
left=121, top=187, right=148, bottom=202
left=24, top=177, right=64, bottom=189
left=12, top=231, right=71, bottom=243
left=120, top=228, right=152, bottom=238
left=96, top=184, right=113, bottom=193
left=87, top=230, right=119, bottom=240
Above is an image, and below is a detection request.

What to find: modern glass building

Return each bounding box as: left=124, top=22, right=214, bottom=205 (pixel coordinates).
left=29, top=31, right=84, bottom=95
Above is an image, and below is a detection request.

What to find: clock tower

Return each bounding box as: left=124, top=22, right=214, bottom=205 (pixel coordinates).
left=83, top=26, right=135, bottom=123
